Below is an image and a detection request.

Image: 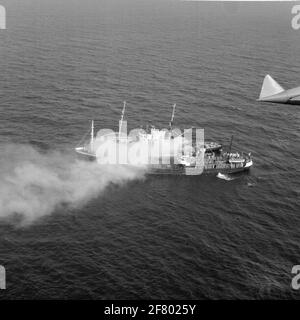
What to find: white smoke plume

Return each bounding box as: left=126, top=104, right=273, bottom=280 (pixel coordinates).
left=0, top=144, right=145, bottom=226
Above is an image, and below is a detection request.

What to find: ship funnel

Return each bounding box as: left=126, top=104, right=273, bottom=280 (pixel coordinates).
left=259, top=75, right=284, bottom=100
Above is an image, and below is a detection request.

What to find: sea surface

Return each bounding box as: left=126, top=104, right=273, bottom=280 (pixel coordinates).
left=0, top=0, right=299, bottom=299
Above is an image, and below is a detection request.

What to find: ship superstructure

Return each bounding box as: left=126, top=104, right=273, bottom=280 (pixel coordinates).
left=75, top=102, right=253, bottom=175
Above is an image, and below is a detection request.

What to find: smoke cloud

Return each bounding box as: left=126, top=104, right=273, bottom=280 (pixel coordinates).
left=0, top=144, right=145, bottom=226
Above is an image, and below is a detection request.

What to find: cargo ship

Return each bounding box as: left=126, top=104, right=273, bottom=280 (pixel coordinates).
left=75, top=102, right=253, bottom=175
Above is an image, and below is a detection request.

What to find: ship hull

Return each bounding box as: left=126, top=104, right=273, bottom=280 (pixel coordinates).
left=146, top=164, right=251, bottom=175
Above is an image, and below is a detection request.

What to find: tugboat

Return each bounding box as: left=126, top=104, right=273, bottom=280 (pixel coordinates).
left=75, top=102, right=253, bottom=175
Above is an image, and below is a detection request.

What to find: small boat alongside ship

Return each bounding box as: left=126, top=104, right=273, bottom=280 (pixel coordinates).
left=75, top=102, right=253, bottom=175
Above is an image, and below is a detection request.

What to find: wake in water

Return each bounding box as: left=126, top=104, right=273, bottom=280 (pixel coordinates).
left=0, top=144, right=145, bottom=225
left=216, top=172, right=235, bottom=181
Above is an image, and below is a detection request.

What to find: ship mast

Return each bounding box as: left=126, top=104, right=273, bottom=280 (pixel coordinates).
left=169, top=103, right=176, bottom=130
left=229, top=135, right=234, bottom=153
left=227, top=135, right=234, bottom=161
left=90, top=120, right=94, bottom=152
left=119, top=101, right=126, bottom=139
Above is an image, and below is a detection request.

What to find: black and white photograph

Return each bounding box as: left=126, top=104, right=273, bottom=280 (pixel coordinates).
left=0, top=0, right=299, bottom=308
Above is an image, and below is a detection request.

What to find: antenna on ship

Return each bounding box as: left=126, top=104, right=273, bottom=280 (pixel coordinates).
left=119, top=101, right=126, bottom=139
left=90, top=120, right=94, bottom=152
left=169, top=103, right=176, bottom=130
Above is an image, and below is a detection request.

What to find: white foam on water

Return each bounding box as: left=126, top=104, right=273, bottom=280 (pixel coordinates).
left=217, top=172, right=235, bottom=181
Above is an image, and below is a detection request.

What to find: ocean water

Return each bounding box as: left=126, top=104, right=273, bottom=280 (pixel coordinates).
left=0, top=0, right=299, bottom=299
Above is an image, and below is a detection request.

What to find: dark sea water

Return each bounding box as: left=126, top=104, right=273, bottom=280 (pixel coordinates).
left=0, top=0, right=299, bottom=299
